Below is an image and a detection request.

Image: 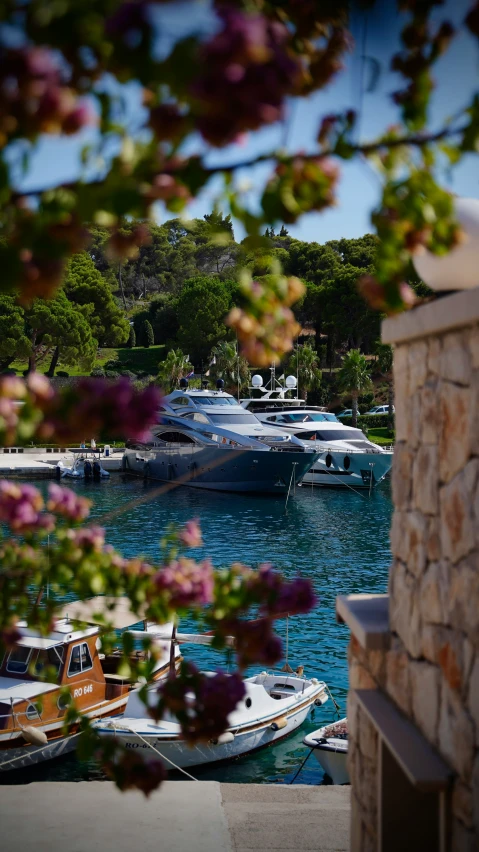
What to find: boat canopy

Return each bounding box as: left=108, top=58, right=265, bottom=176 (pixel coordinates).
left=56, top=596, right=148, bottom=630
left=16, top=636, right=64, bottom=650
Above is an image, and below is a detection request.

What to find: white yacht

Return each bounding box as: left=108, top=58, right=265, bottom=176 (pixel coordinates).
left=241, top=374, right=393, bottom=490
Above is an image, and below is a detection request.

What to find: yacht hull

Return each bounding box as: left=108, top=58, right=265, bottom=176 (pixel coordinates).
left=122, top=446, right=316, bottom=494
left=301, top=450, right=392, bottom=489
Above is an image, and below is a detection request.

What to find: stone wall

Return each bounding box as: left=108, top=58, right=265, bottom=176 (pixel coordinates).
left=347, top=293, right=479, bottom=851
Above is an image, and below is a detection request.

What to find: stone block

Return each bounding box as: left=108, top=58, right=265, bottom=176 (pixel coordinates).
left=390, top=513, right=409, bottom=562
left=403, top=510, right=428, bottom=578
left=385, top=640, right=411, bottom=716
left=357, top=705, right=378, bottom=762
left=406, top=390, right=422, bottom=451
left=467, top=658, right=479, bottom=746
left=441, top=331, right=472, bottom=386
left=420, top=377, right=439, bottom=445
left=438, top=679, right=475, bottom=780
left=472, top=369, right=479, bottom=457
left=449, top=555, right=479, bottom=644
left=472, top=753, right=479, bottom=835
left=428, top=337, right=441, bottom=376
left=391, top=443, right=413, bottom=510
left=452, top=781, right=474, bottom=830
left=439, top=465, right=477, bottom=565
left=451, top=818, right=476, bottom=852
left=439, top=381, right=472, bottom=484
left=349, top=656, right=377, bottom=691
left=393, top=345, right=409, bottom=441
left=427, top=516, right=441, bottom=562
left=419, top=562, right=447, bottom=625
left=412, top=444, right=439, bottom=515
left=409, top=660, right=440, bottom=746
left=468, top=326, right=479, bottom=369
left=408, top=340, right=428, bottom=393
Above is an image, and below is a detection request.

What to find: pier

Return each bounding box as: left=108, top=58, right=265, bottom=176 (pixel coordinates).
left=0, top=781, right=350, bottom=852
left=0, top=449, right=123, bottom=478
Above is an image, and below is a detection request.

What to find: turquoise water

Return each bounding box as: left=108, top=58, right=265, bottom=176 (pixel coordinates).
left=3, top=476, right=392, bottom=785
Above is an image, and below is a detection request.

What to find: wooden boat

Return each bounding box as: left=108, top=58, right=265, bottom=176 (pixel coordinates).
left=303, top=717, right=349, bottom=784
left=0, top=597, right=180, bottom=772
left=95, top=672, right=329, bottom=770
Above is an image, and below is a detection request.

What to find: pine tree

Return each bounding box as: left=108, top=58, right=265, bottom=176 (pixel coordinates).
left=127, top=325, right=136, bottom=348
left=279, top=225, right=289, bottom=237
left=143, top=319, right=154, bottom=348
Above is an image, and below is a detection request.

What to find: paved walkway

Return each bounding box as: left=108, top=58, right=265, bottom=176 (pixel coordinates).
left=0, top=451, right=122, bottom=477
left=0, top=782, right=350, bottom=852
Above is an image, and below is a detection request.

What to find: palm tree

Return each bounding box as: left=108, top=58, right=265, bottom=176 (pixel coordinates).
left=209, top=340, right=249, bottom=395
left=338, top=349, right=372, bottom=427
left=376, top=343, right=394, bottom=430
left=284, top=343, right=321, bottom=401
left=158, top=348, right=191, bottom=391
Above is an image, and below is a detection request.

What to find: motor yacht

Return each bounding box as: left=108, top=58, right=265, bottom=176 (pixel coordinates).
left=241, top=375, right=392, bottom=490
left=122, top=389, right=319, bottom=495
left=0, top=596, right=180, bottom=772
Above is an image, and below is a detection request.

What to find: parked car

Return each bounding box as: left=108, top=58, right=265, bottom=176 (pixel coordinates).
left=366, top=405, right=395, bottom=415
left=337, top=409, right=353, bottom=418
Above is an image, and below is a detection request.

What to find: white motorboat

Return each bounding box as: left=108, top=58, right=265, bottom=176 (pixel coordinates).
left=95, top=672, right=329, bottom=770
left=0, top=596, right=180, bottom=772
left=241, top=374, right=392, bottom=489
left=56, top=451, right=110, bottom=481
left=122, top=410, right=319, bottom=495
left=303, top=717, right=349, bottom=784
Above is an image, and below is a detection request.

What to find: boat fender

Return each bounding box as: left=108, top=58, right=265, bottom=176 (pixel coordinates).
left=271, top=717, right=288, bottom=731
left=311, top=678, right=318, bottom=684
left=21, top=726, right=48, bottom=746
left=211, top=731, right=235, bottom=745
left=55, top=464, right=62, bottom=480
left=314, top=695, right=328, bottom=706
left=344, top=455, right=351, bottom=470
left=325, top=453, right=332, bottom=468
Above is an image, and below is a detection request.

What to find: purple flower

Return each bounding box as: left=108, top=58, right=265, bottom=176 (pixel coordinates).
left=0, top=481, right=53, bottom=533
left=192, top=9, right=300, bottom=146
left=158, top=662, right=245, bottom=743
left=228, top=617, right=283, bottom=668
left=154, top=557, right=214, bottom=608
left=48, top=483, right=91, bottom=522
left=251, top=564, right=317, bottom=617
left=66, top=526, right=105, bottom=551
left=41, top=378, right=162, bottom=443
left=178, top=518, right=202, bottom=549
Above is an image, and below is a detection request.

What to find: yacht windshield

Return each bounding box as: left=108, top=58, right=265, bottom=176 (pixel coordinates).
left=280, top=412, right=331, bottom=423
left=297, top=428, right=365, bottom=441
left=209, top=413, right=259, bottom=424
left=190, top=396, right=237, bottom=406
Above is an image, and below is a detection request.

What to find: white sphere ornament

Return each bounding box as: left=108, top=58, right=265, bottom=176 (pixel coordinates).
left=413, top=198, right=479, bottom=291
left=251, top=374, right=263, bottom=388
left=285, top=375, right=297, bottom=388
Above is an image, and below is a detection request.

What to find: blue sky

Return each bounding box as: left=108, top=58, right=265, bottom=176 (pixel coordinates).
left=13, top=0, right=479, bottom=244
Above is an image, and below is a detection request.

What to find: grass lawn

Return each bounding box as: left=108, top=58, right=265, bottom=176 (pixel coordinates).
left=8, top=345, right=166, bottom=377
left=366, top=426, right=395, bottom=446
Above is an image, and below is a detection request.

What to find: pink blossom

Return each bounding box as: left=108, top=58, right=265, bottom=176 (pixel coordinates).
left=26, top=372, right=54, bottom=402
left=47, top=483, right=91, bottom=522
left=0, top=481, right=53, bottom=533
left=226, top=617, right=283, bottom=668
left=178, top=518, right=202, bottom=549
left=66, top=526, right=105, bottom=551
left=154, top=557, right=214, bottom=608
left=0, top=377, right=26, bottom=399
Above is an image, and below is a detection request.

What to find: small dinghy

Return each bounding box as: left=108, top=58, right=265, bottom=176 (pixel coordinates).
left=56, top=452, right=110, bottom=481
left=95, top=672, right=329, bottom=770
left=303, top=717, right=349, bottom=784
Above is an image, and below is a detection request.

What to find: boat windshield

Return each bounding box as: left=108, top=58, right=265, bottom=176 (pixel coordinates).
left=278, top=412, right=331, bottom=423
left=209, top=413, right=259, bottom=424
left=296, top=428, right=366, bottom=441
left=190, top=396, right=237, bottom=406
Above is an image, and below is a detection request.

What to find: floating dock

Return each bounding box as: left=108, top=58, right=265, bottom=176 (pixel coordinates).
left=0, top=449, right=123, bottom=478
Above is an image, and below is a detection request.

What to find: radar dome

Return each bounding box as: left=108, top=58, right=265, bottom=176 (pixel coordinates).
left=252, top=375, right=263, bottom=388
left=285, top=375, right=297, bottom=388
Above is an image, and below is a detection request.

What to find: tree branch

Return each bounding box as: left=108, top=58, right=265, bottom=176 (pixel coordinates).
left=12, top=122, right=467, bottom=200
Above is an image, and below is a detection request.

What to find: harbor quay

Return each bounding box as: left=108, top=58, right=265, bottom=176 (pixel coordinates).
left=0, top=781, right=350, bottom=852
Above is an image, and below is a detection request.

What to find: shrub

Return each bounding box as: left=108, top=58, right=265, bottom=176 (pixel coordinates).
left=56, top=371, right=70, bottom=377
left=119, top=370, right=136, bottom=379
left=105, top=370, right=120, bottom=378
left=91, top=367, right=105, bottom=377
left=338, top=413, right=394, bottom=429
left=143, top=319, right=154, bottom=348
left=127, top=325, right=136, bottom=348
